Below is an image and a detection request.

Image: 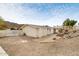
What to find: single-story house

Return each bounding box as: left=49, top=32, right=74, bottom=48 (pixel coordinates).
left=20, top=24, right=54, bottom=38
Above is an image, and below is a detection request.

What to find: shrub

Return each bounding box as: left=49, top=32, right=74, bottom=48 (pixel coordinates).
left=58, top=28, right=63, bottom=33
left=53, top=38, right=56, bottom=40
left=63, top=18, right=77, bottom=27
left=73, top=30, right=76, bottom=33
left=64, top=29, right=69, bottom=34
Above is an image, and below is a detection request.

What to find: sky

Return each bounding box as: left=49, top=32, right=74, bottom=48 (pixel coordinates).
left=0, top=3, right=79, bottom=26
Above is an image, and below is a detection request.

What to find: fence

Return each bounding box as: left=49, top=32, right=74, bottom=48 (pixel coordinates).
left=0, top=30, right=24, bottom=37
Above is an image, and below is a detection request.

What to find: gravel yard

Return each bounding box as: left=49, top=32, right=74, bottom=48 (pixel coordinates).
left=0, top=35, right=79, bottom=56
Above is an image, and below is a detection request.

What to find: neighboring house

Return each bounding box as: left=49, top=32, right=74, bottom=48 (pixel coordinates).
left=73, top=26, right=79, bottom=30
left=20, top=24, right=54, bottom=38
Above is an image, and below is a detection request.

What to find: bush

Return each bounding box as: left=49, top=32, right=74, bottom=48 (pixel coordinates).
left=63, top=18, right=77, bottom=27
left=53, top=38, right=56, bottom=40
left=73, top=30, right=76, bottom=33
left=58, top=28, right=63, bottom=33
left=64, top=29, right=69, bottom=34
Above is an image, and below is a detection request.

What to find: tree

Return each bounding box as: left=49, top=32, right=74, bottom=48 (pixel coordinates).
left=0, top=16, right=5, bottom=26
left=63, top=18, right=77, bottom=27
left=0, top=16, right=7, bottom=30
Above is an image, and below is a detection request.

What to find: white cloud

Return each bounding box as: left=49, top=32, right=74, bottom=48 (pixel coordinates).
left=0, top=4, right=23, bottom=22
left=0, top=4, right=52, bottom=26
left=0, top=3, right=66, bottom=26
left=0, top=4, right=44, bottom=24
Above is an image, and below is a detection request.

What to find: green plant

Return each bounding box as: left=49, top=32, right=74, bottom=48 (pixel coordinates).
left=73, top=30, right=76, bottom=33
left=63, top=18, right=77, bottom=27
left=58, top=28, right=63, bottom=33
left=0, top=17, right=7, bottom=30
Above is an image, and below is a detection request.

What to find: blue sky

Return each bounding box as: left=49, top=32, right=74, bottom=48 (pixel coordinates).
left=0, top=3, right=79, bottom=26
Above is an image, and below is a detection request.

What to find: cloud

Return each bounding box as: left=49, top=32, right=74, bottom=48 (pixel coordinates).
left=0, top=3, right=54, bottom=26
left=0, top=3, right=78, bottom=26
left=0, top=4, right=23, bottom=22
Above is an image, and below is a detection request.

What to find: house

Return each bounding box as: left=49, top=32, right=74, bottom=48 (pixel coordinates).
left=20, top=24, right=54, bottom=38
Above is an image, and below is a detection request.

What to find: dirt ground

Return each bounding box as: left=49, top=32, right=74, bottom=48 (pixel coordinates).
left=0, top=34, right=79, bottom=56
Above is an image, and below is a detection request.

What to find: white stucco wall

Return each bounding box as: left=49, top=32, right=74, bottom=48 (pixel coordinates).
left=0, top=26, right=54, bottom=38
left=22, top=26, right=38, bottom=37
left=22, top=26, right=54, bottom=38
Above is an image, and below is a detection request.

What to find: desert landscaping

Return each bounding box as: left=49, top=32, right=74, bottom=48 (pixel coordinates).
left=0, top=18, right=79, bottom=56
left=0, top=26, right=79, bottom=56
left=0, top=3, right=79, bottom=56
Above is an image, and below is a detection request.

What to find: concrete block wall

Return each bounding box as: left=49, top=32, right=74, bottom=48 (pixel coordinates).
left=0, top=30, right=24, bottom=37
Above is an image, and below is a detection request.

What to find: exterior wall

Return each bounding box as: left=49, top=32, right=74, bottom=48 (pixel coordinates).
left=0, top=26, right=54, bottom=38
left=22, top=26, right=38, bottom=37
left=22, top=25, right=79, bottom=38
left=74, top=26, right=79, bottom=30
left=0, top=30, right=24, bottom=37
left=22, top=26, right=54, bottom=38
left=37, top=28, right=48, bottom=37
